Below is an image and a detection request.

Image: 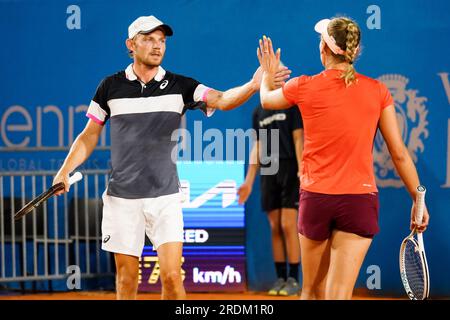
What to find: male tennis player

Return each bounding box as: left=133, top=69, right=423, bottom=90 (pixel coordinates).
left=52, top=15, right=290, bottom=300
left=257, top=17, right=429, bottom=299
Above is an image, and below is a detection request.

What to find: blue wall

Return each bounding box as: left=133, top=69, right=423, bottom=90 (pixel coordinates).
left=1, top=0, right=450, bottom=296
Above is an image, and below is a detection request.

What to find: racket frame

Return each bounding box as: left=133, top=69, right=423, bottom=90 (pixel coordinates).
left=399, top=185, right=430, bottom=300
left=14, top=172, right=83, bottom=221
left=14, top=183, right=64, bottom=220
left=399, top=230, right=430, bottom=300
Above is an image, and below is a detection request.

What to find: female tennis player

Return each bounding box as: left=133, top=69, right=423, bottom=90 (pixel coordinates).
left=257, top=17, right=430, bottom=300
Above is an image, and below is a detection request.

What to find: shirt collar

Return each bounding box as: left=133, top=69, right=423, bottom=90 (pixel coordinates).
left=125, top=63, right=166, bottom=82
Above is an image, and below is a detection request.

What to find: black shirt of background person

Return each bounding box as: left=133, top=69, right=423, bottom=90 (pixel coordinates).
left=252, top=105, right=303, bottom=168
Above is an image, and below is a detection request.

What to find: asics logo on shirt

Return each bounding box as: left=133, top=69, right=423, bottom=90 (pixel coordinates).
left=160, top=80, right=169, bottom=90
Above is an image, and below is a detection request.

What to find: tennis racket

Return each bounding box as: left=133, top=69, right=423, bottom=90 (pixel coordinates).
left=399, top=185, right=430, bottom=300
left=14, top=172, right=83, bottom=221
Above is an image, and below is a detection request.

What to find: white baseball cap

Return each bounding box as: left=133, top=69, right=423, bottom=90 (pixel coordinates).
left=128, top=15, right=173, bottom=39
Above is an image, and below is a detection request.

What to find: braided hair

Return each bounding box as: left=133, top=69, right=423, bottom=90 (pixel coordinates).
left=327, top=17, right=361, bottom=86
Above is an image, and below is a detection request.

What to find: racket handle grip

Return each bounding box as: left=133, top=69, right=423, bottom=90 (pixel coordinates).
left=415, top=185, right=426, bottom=224
left=68, top=172, right=83, bottom=185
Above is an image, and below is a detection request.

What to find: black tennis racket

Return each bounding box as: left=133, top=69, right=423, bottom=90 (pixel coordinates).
left=399, top=185, right=430, bottom=300
left=14, top=172, right=83, bottom=221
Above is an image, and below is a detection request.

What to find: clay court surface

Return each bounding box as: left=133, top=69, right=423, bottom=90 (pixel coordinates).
left=0, top=290, right=402, bottom=300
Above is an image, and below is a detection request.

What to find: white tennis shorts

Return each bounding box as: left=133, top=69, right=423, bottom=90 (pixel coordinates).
left=101, top=191, right=184, bottom=257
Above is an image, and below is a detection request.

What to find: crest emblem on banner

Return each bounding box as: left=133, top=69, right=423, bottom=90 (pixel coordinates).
left=374, top=74, right=429, bottom=187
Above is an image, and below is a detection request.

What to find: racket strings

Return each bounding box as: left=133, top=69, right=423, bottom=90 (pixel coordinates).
left=404, top=240, right=425, bottom=299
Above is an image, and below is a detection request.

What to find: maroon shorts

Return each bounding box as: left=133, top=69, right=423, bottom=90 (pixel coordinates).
left=298, top=189, right=380, bottom=241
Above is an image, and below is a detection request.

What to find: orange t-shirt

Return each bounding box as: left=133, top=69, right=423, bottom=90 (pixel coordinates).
left=282, top=69, right=393, bottom=194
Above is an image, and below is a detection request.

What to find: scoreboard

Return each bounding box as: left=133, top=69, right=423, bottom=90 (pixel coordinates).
left=138, top=161, right=246, bottom=292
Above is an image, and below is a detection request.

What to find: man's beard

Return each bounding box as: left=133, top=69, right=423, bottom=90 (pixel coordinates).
left=137, top=53, right=163, bottom=68
left=143, top=60, right=161, bottom=68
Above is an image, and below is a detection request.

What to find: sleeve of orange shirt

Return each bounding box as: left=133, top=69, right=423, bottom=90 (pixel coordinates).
left=379, top=81, right=394, bottom=109
left=282, top=75, right=312, bottom=106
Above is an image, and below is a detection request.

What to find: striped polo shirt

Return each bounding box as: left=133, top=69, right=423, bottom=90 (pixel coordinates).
left=86, top=64, right=213, bottom=199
